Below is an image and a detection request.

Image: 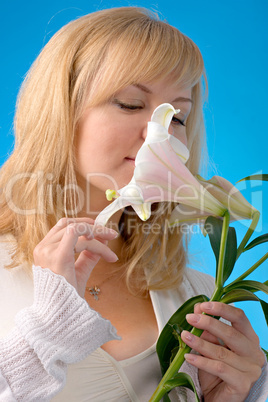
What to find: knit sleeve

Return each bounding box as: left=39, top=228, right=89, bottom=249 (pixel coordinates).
left=171, top=358, right=268, bottom=402
left=0, top=265, right=119, bottom=401
left=245, top=360, right=268, bottom=402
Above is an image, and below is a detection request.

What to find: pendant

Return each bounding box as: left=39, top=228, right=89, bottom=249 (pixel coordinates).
left=86, top=285, right=100, bottom=301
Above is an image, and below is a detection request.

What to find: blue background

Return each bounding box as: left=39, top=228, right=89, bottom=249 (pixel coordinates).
left=1, top=1, right=267, bottom=348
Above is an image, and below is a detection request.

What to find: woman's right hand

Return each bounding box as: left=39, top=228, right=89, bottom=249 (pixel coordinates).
left=33, top=217, right=119, bottom=297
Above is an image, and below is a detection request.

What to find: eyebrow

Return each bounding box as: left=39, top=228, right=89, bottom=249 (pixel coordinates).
left=133, top=83, right=193, bottom=104
left=173, top=96, right=193, bottom=104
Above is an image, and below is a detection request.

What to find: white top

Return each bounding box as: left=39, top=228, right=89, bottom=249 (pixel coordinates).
left=51, top=344, right=162, bottom=402
left=120, top=345, right=162, bottom=401
left=0, top=235, right=267, bottom=401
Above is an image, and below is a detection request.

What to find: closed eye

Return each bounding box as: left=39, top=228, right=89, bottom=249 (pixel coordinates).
left=172, top=116, right=186, bottom=127
left=113, top=99, right=143, bottom=111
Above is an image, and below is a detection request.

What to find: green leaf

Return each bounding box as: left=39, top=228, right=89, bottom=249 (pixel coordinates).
left=170, top=346, right=180, bottom=364
left=169, top=323, right=183, bottom=342
left=261, top=348, right=268, bottom=361
left=220, top=289, right=268, bottom=328
left=244, top=234, right=268, bottom=251
left=220, top=289, right=260, bottom=304
left=221, top=290, right=268, bottom=327
left=260, top=299, right=268, bottom=326
left=156, top=294, right=209, bottom=375
left=223, top=227, right=237, bottom=282
left=224, top=280, right=268, bottom=295
left=237, top=174, right=268, bottom=183
left=205, top=217, right=222, bottom=268
left=164, top=372, right=200, bottom=402
left=163, top=394, right=171, bottom=402
left=205, top=217, right=237, bottom=283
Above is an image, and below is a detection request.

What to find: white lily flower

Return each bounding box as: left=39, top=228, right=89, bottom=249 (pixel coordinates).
left=95, top=103, right=227, bottom=227
left=95, top=103, right=189, bottom=225
left=145, top=103, right=189, bottom=163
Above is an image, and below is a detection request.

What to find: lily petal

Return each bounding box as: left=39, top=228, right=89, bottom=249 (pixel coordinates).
left=150, top=103, right=179, bottom=130
left=132, top=202, right=152, bottom=221
left=95, top=196, right=133, bottom=226
left=134, top=139, right=226, bottom=216
left=169, top=204, right=210, bottom=226
left=196, top=175, right=257, bottom=220
left=168, top=135, right=189, bottom=163
left=144, top=103, right=189, bottom=163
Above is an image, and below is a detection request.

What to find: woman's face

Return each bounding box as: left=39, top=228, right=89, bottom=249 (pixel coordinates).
left=75, top=77, right=192, bottom=200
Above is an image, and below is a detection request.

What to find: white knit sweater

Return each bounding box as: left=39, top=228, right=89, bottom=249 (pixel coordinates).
left=0, top=237, right=267, bottom=401
left=0, top=266, right=119, bottom=401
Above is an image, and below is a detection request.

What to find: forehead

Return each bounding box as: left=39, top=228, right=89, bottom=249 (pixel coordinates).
left=87, top=29, right=202, bottom=97
left=116, top=80, right=192, bottom=100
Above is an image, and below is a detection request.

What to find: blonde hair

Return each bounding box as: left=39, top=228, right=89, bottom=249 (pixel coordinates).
left=0, top=7, right=206, bottom=292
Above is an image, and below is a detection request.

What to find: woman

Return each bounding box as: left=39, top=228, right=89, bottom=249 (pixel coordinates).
left=0, top=7, right=266, bottom=401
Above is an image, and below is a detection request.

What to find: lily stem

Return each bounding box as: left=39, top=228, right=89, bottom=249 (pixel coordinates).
left=216, top=211, right=230, bottom=288
left=149, top=213, right=231, bottom=401
left=236, top=211, right=260, bottom=260
left=148, top=327, right=203, bottom=402
left=148, top=284, right=224, bottom=402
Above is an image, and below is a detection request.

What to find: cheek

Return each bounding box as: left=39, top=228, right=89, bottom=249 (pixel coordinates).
left=169, top=127, right=188, bottom=147
left=76, top=119, right=113, bottom=158
left=181, top=133, right=188, bottom=147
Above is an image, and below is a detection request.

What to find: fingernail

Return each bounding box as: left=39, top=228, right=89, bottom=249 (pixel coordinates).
left=109, top=229, right=119, bottom=237
left=112, top=253, right=119, bottom=262
left=182, top=330, right=193, bottom=342
left=184, top=353, right=197, bottom=362
left=86, top=234, right=95, bottom=240
left=186, top=313, right=200, bottom=324
left=202, top=302, right=213, bottom=310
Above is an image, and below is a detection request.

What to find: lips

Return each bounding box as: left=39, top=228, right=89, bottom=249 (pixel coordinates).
left=125, top=157, right=135, bottom=163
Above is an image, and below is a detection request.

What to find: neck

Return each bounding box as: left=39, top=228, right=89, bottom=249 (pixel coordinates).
left=75, top=173, right=123, bottom=230
left=85, top=234, right=126, bottom=292
left=74, top=175, right=125, bottom=258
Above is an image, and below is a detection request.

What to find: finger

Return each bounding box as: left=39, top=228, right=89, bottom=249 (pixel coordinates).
left=75, top=238, right=118, bottom=262
left=200, top=330, right=222, bottom=345
left=45, top=217, right=95, bottom=239
left=184, top=353, right=261, bottom=398
left=91, top=224, right=119, bottom=240
left=45, top=220, right=118, bottom=244
left=68, top=222, right=118, bottom=242
left=194, top=303, right=202, bottom=314
left=181, top=330, right=251, bottom=372
left=199, top=302, right=259, bottom=344
left=56, top=224, right=81, bottom=262
left=75, top=250, right=102, bottom=277
left=186, top=312, right=251, bottom=356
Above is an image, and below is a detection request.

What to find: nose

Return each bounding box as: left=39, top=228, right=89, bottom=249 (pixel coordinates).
left=141, top=124, right=148, bottom=140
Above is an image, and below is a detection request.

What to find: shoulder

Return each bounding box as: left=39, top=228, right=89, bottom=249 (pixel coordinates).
left=183, top=266, right=215, bottom=297
left=0, top=234, right=34, bottom=337
left=0, top=233, right=16, bottom=267
left=150, top=267, right=215, bottom=330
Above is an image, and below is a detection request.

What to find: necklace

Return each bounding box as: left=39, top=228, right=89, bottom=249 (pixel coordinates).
left=85, top=285, right=101, bottom=300
left=85, top=269, right=123, bottom=301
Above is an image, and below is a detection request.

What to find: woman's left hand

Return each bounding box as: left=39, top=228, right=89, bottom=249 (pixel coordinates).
left=181, top=302, right=266, bottom=402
